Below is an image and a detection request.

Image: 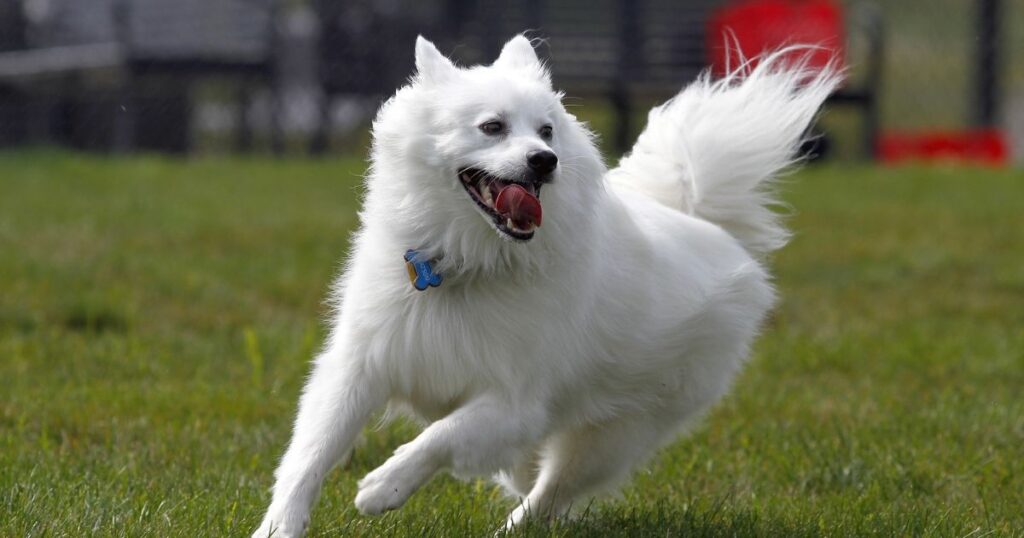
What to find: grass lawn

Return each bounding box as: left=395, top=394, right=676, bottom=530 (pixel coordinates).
left=1, top=151, right=1022, bottom=537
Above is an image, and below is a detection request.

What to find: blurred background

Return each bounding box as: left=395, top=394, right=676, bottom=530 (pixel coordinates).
left=0, top=0, right=1020, bottom=164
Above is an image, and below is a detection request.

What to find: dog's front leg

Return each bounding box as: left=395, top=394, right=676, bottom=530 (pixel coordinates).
left=254, top=348, right=386, bottom=538
left=354, top=394, right=545, bottom=515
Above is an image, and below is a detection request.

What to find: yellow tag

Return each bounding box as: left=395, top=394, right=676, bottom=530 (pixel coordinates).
left=406, top=260, right=419, bottom=286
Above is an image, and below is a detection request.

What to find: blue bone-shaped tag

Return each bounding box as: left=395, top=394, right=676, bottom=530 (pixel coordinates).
left=404, top=250, right=443, bottom=291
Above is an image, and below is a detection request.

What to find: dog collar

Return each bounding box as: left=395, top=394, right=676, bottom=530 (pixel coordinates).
left=404, top=250, right=442, bottom=291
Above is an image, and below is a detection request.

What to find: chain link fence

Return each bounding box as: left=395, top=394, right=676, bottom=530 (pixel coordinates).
left=864, top=0, right=1021, bottom=128
left=833, top=0, right=1023, bottom=162
left=1002, top=0, right=1024, bottom=164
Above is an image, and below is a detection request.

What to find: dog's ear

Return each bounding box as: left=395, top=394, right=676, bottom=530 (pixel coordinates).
left=415, top=36, right=456, bottom=83
left=494, top=35, right=540, bottom=70
left=494, top=35, right=550, bottom=84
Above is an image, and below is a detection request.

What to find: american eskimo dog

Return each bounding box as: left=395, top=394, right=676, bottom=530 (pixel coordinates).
left=253, top=35, right=839, bottom=537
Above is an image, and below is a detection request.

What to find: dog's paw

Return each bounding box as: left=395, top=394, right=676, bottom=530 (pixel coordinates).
left=354, top=446, right=434, bottom=515
left=501, top=502, right=531, bottom=534
left=252, top=510, right=307, bottom=538
left=251, top=522, right=294, bottom=538
left=354, top=463, right=410, bottom=515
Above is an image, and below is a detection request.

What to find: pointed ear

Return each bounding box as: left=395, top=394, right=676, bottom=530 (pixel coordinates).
left=415, top=35, right=456, bottom=83
left=493, top=35, right=540, bottom=70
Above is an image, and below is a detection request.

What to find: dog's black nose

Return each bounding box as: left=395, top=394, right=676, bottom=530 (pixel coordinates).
left=527, top=150, right=558, bottom=175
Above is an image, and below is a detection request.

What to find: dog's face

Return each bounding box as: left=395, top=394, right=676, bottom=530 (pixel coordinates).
left=368, top=35, right=605, bottom=275
left=414, top=35, right=566, bottom=242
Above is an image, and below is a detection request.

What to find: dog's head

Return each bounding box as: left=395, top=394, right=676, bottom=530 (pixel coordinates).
left=367, top=35, right=605, bottom=277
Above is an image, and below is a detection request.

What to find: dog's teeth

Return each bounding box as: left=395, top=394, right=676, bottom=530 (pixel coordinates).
left=506, top=218, right=514, bottom=229
left=483, top=187, right=494, bottom=206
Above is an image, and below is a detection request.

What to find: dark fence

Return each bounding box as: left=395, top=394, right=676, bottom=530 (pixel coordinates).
left=0, top=0, right=1018, bottom=161
left=0, top=0, right=275, bottom=152
left=312, top=0, right=723, bottom=153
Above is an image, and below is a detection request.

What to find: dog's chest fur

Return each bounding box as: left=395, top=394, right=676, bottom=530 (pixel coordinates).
left=341, top=247, right=717, bottom=427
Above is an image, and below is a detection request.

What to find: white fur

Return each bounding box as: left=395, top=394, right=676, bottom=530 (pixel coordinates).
left=253, top=35, right=840, bottom=537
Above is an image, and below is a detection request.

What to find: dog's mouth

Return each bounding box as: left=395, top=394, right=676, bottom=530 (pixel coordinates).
left=458, top=168, right=543, bottom=241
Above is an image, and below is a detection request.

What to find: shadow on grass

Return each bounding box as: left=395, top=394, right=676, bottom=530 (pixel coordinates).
left=312, top=500, right=821, bottom=538
left=512, top=502, right=815, bottom=538
left=59, top=300, right=130, bottom=334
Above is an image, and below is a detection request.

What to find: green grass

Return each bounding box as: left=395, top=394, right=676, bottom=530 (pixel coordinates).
left=1, top=150, right=1022, bottom=537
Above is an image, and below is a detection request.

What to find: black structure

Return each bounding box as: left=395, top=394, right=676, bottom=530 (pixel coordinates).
left=826, top=2, right=885, bottom=159
left=314, top=0, right=884, bottom=157
left=974, top=0, right=1001, bottom=127
left=0, top=0, right=888, bottom=157
left=313, top=0, right=721, bottom=154
left=0, top=0, right=278, bottom=153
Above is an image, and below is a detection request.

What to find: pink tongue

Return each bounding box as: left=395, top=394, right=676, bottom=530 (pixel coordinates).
left=494, top=184, right=542, bottom=229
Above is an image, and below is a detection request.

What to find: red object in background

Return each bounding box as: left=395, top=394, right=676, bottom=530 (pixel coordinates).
left=878, top=129, right=1010, bottom=166
left=706, top=0, right=845, bottom=76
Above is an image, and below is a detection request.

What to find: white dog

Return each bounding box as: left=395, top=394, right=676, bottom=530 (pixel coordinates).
left=254, top=35, right=839, bottom=537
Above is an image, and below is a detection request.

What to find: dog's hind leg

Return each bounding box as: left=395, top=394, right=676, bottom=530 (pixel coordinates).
left=495, top=448, right=542, bottom=498
left=503, top=416, right=667, bottom=531
left=354, top=394, right=546, bottom=515
left=254, top=348, right=386, bottom=538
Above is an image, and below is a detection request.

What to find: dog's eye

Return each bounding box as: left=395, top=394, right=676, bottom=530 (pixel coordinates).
left=539, top=125, right=553, bottom=140
left=479, top=121, right=505, bottom=136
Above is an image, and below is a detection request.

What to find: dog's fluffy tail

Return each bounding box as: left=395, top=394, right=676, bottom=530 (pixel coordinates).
left=606, top=48, right=843, bottom=257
